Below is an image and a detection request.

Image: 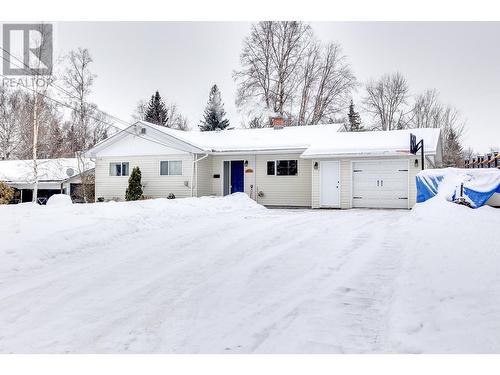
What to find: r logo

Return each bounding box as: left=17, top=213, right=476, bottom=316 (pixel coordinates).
left=2, top=23, right=53, bottom=76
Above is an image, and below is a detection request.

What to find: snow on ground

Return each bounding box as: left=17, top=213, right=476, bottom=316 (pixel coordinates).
left=0, top=194, right=499, bottom=353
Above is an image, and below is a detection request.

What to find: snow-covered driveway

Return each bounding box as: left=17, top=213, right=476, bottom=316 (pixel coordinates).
left=0, top=194, right=499, bottom=353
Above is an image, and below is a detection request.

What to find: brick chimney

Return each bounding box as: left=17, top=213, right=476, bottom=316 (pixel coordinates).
left=270, top=116, right=285, bottom=129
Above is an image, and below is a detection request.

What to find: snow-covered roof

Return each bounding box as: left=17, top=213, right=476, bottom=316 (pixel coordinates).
left=0, top=158, right=95, bottom=184
left=301, top=128, right=442, bottom=158
left=141, top=121, right=344, bottom=152
left=88, top=120, right=442, bottom=160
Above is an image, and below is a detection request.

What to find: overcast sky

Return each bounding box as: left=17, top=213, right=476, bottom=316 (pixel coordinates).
left=55, top=22, right=499, bottom=153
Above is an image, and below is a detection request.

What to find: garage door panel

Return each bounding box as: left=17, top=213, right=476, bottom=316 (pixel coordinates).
left=352, top=159, right=409, bottom=209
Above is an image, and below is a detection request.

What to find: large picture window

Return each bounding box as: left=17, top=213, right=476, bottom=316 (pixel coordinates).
left=160, top=160, right=182, bottom=176
left=267, top=160, right=298, bottom=176
left=109, top=162, right=129, bottom=176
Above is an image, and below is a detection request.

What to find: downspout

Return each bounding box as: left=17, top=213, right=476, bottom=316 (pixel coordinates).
left=253, top=154, right=257, bottom=201
left=191, top=152, right=209, bottom=197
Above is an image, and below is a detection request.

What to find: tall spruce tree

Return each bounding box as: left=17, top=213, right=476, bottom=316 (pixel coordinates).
left=346, top=100, right=363, bottom=131
left=443, top=128, right=463, bottom=167
left=125, top=166, right=143, bottom=201
left=145, top=91, right=169, bottom=126
left=199, top=85, right=229, bottom=131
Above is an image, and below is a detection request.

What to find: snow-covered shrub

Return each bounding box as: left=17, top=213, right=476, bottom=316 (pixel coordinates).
left=0, top=181, right=14, bottom=204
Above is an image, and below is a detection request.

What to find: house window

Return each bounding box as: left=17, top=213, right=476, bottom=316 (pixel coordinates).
left=267, top=160, right=298, bottom=176
left=267, top=161, right=275, bottom=175
left=160, top=160, right=182, bottom=176
left=277, top=160, right=298, bottom=175
left=109, top=162, right=129, bottom=176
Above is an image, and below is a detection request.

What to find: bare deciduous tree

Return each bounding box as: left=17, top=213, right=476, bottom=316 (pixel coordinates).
left=406, top=89, right=442, bottom=129
left=63, top=48, right=108, bottom=153
left=235, top=22, right=356, bottom=126
left=363, top=72, right=409, bottom=131
left=0, top=87, right=22, bottom=159
left=63, top=48, right=108, bottom=202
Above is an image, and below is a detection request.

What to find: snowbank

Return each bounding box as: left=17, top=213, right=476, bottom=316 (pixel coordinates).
left=46, top=194, right=73, bottom=207
left=388, top=198, right=500, bottom=353
left=1, top=192, right=499, bottom=353
left=0, top=193, right=265, bottom=275
left=416, top=168, right=500, bottom=207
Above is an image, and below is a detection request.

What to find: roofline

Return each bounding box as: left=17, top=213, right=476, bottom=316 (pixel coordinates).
left=137, top=121, right=206, bottom=152
left=204, top=147, right=308, bottom=155
left=85, top=122, right=205, bottom=157
left=301, top=150, right=438, bottom=159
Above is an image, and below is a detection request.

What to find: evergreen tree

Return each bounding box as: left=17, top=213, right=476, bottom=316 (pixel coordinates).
left=199, top=85, right=230, bottom=131
left=443, top=128, right=463, bottom=167
left=125, top=166, right=143, bottom=201
left=145, top=91, right=169, bottom=126
left=346, top=100, right=363, bottom=131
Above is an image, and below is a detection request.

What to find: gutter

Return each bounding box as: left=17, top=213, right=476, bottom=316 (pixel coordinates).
left=191, top=152, right=209, bottom=197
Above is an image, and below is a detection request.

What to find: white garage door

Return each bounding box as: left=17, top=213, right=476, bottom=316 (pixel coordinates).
left=352, top=159, right=409, bottom=209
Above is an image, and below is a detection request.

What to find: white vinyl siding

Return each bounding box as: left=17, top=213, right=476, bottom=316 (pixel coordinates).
left=408, top=155, right=423, bottom=207
left=95, top=154, right=193, bottom=201
left=195, top=155, right=213, bottom=197
left=206, top=153, right=311, bottom=207
left=255, top=154, right=311, bottom=207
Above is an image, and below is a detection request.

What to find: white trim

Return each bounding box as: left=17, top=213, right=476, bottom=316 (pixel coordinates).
left=407, top=158, right=410, bottom=209
left=221, top=159, right=245, bottom=196
left=301, top=151, right=438, bottom=159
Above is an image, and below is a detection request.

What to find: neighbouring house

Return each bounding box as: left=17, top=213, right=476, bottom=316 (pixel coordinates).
left=86, top=120, right=442, bottom=209
left=0, top=158, right=95, bottom=204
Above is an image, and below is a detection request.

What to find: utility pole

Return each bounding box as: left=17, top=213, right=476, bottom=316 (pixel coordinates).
left=32, top=88, right=39, bottom=203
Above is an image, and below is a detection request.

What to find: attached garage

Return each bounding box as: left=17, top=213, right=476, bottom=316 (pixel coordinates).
left=304, top=128, right=443, bottom=209
left=352, top=159, right=409, bottom=209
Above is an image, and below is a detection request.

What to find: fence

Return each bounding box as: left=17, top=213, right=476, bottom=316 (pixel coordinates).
left=464, top=151, right=500, bottom=168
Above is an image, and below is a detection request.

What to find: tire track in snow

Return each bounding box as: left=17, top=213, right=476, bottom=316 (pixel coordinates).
left=247, top=211, right=409, bottom=353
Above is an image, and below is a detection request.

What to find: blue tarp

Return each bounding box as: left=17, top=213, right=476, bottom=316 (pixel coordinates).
left=416, top=169, right=500, bottom=208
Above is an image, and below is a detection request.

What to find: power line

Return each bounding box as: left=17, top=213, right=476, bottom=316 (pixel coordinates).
left=0, top=70, right=184, bottom=152
left=0, top=47, right=132, bottom=128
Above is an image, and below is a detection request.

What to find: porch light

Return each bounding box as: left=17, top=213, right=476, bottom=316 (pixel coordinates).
left=314, top=162, right=319, bottom=170
left=414, top=159, right=419, bottom=167
left=244, top=160, right=249, bottom=166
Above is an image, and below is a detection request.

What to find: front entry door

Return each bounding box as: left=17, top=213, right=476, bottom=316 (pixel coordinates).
left=230, top=160, right=245, bottom=193
left=320, top=161, right=340, bottom=207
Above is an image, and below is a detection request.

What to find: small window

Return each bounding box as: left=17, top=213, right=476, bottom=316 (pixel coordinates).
left=267, top=161, right=275, bottom=175
left=160, top=160, right=182, bottom=176
left=109, top=162, right=129, bottom=176
left=276, top=160, right=298, bottom=176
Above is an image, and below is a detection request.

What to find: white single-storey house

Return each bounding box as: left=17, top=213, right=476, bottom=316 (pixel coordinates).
left=86, top=121, right=442, bottom=209
left=0, top=158, right=95, bottom=204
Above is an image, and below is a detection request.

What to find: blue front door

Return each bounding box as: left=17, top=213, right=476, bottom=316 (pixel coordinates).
left=230, top=161, right=244, bottom=193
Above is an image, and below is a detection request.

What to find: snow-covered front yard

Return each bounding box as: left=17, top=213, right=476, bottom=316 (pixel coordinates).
left=0, top=194, right=499, bottom=353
